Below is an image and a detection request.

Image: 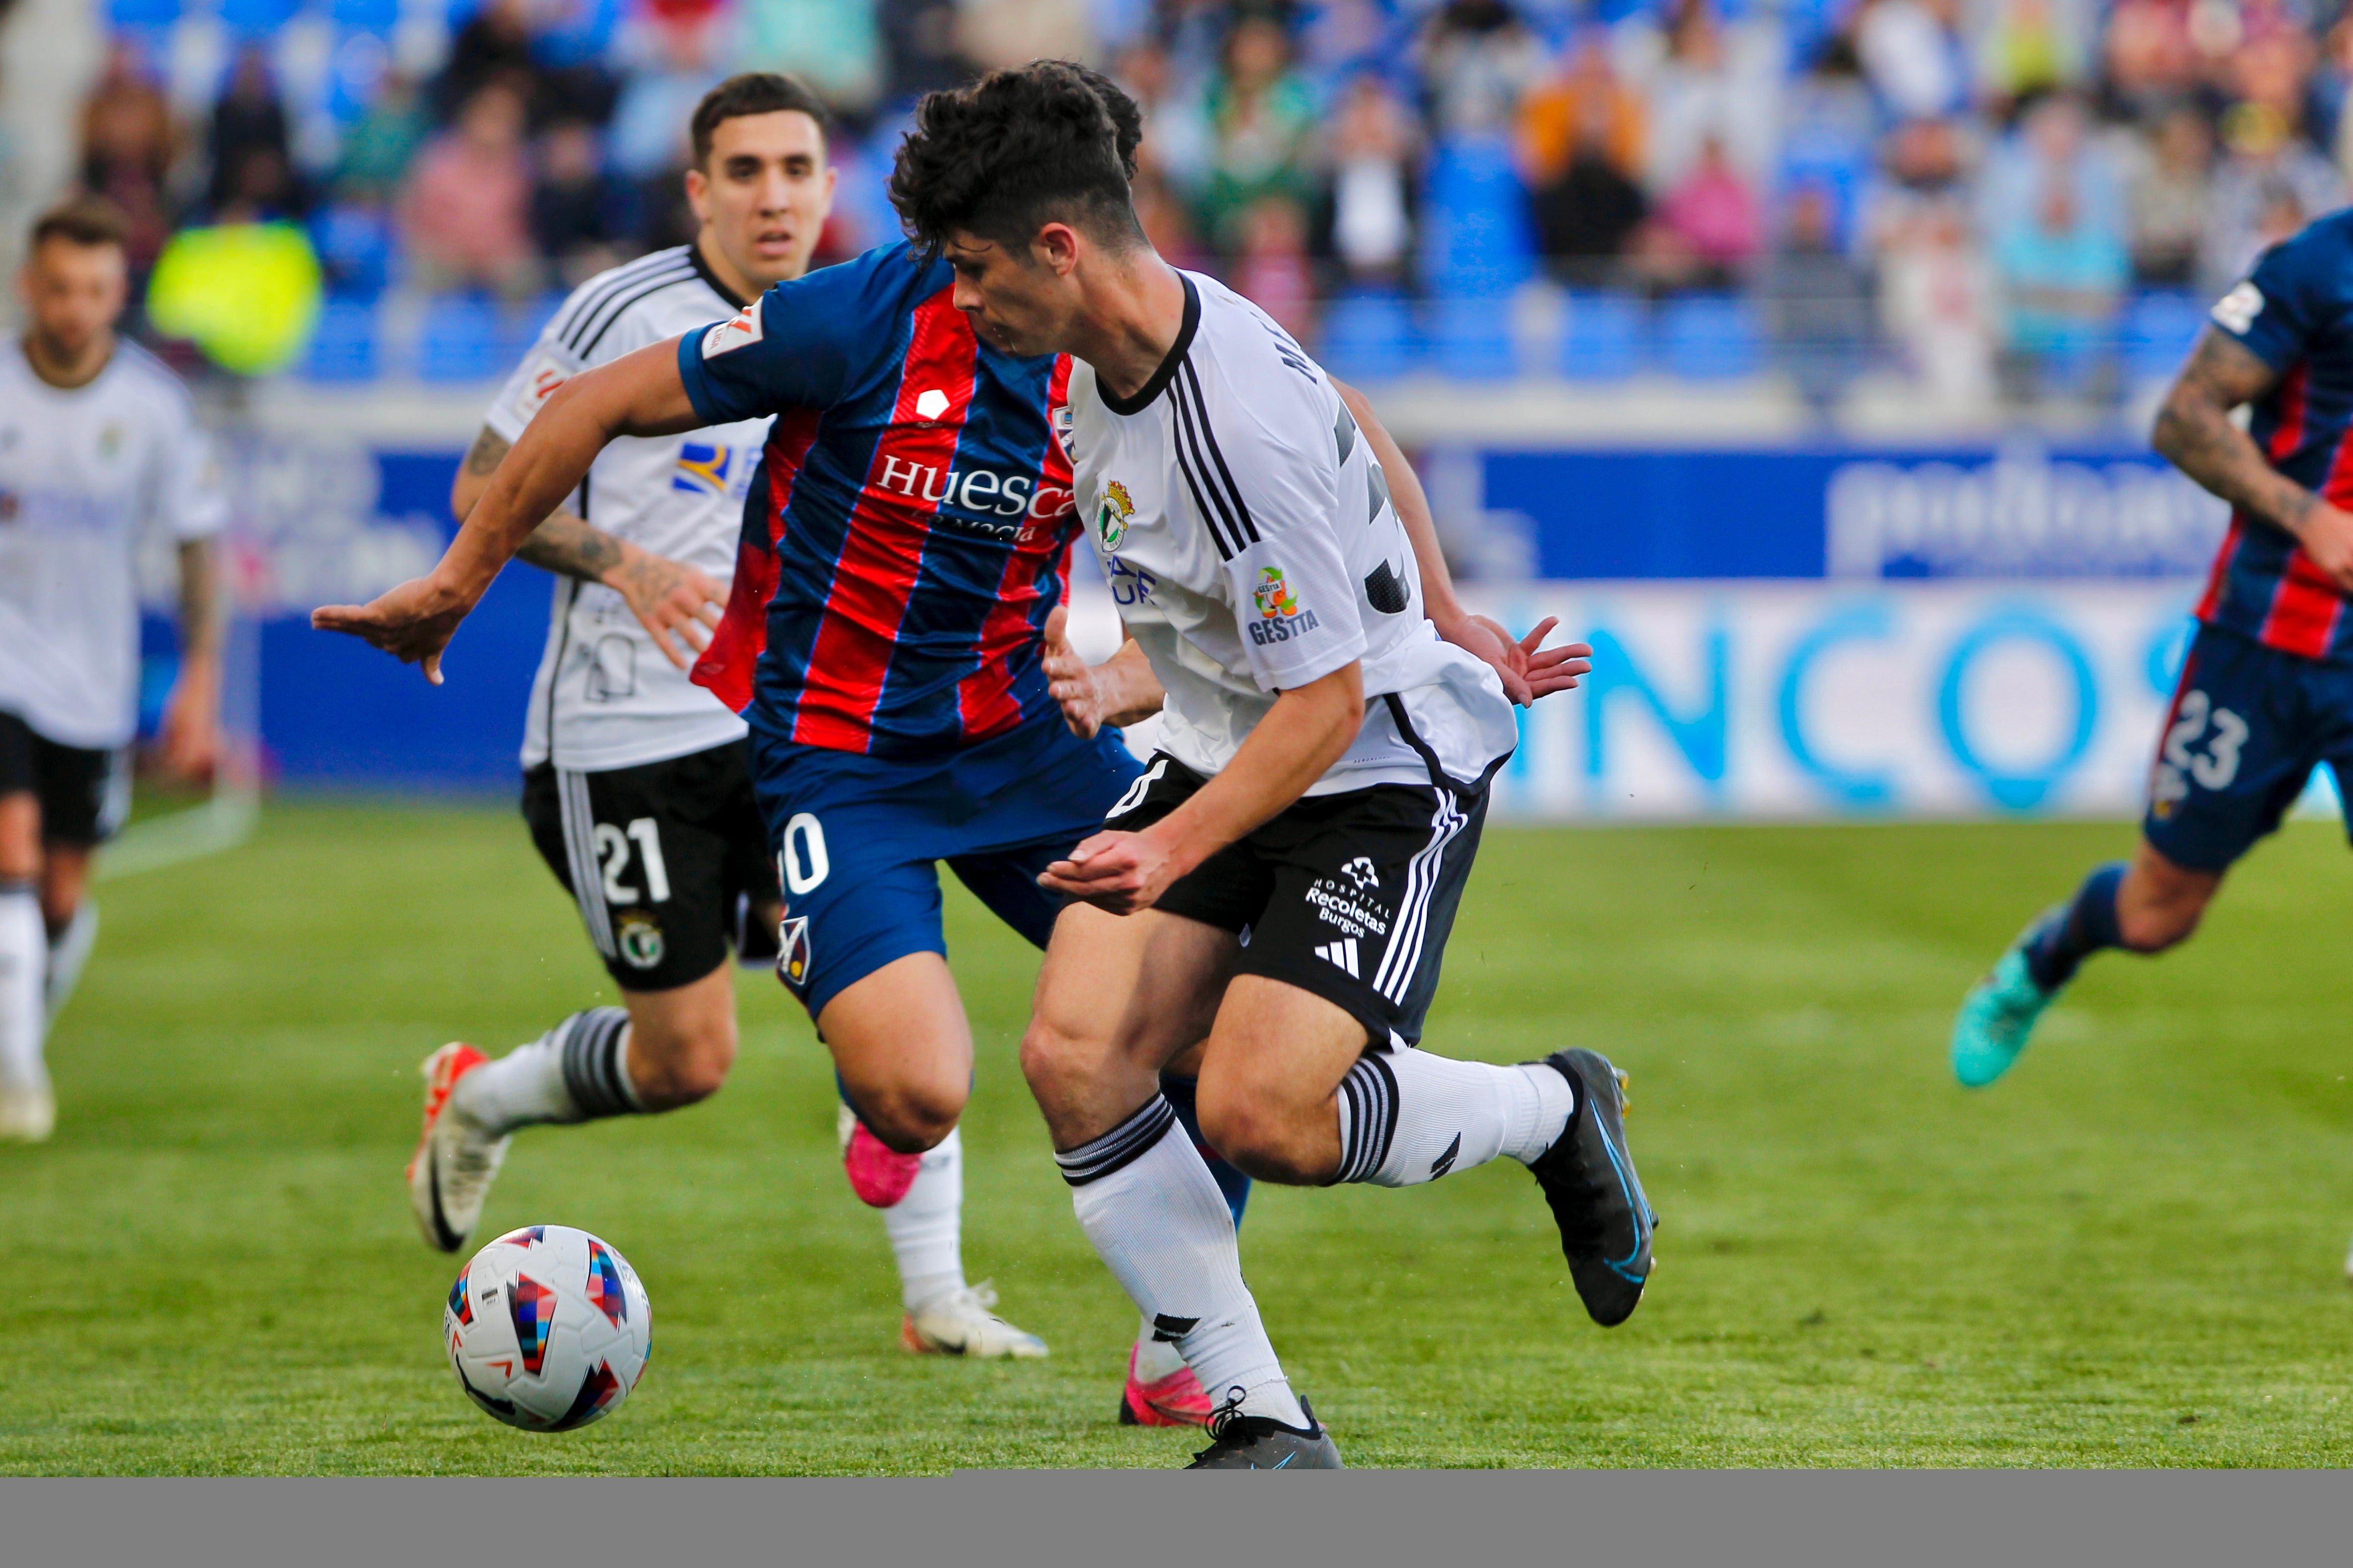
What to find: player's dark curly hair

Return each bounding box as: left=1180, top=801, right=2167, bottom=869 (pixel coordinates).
left=888, top=61, right=1146, bottom=263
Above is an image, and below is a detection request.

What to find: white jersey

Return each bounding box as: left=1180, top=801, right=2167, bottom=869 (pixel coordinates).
left=1063, top=272, right=1517, bottom=795
left=0, top=339, right=227, bottom=751
left=487, top=246, right=772, bottom=772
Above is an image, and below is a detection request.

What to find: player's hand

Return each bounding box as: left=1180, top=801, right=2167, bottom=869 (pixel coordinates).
left=311, top=574, right=473, bottom=685
left=609, top=549, right=725, bottom=671
left=1042, top=603, right=1106, bottom=738
left=1038, top=827, right=1181, bottom=915
left=157, top=658, right=221, bottom=783
left=1500, top=616, right=1593, bottom=700
left=2297, top=497, right=2353, bottom=593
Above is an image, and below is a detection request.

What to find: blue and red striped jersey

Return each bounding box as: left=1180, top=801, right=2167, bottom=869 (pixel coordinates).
left=677, top=242, right=1081, bottom=758
left=2197, top=210, right=2353, bottom=660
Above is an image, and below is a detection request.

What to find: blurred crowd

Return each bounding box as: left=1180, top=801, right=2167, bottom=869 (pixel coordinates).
left=68, top=0, right=2353, bottom=401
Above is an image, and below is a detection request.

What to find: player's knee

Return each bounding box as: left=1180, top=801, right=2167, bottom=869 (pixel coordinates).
left=2116, top=895, right=2204, bottom=954
left=855, top=1081, right=961, bottom=1153
left=627, top=1017, right=737, bottom=1110
left=1020, top=1015, right=1094, bottom=1104
left=1195, top=1081, right=1317, bottom=1186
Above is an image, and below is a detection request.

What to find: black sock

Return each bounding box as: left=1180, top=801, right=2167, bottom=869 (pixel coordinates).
left=2022, top=862, right=2126, bottom=991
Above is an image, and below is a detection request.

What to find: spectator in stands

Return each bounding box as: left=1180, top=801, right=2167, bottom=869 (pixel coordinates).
left=1198, top=11, right=1320, bottom=257
left=2124, top=105, right=2211, bottom=287
left=207, top=44, right=296, bottom=218
left=2098, top=0, right=2199, bottom=125
left=1976, top=0, right=2094, bottom=108
left=78, top=38, right=175, bottom=279
left=1878, top=195, right=1997, bottom=407
left=532, top=120, right=637, bottom=289
left=1530, top=88, right=1649, bottom=286
left=1518, top=34, right=1645, bottom=196
left=398, top=81, right=538, bottom=298
left=1115, top=39, right=1210, bottom=195
left=1324, top=71, right=1419, bottom=288
left=741, top=0, right=882, bottom=115
left=334, top=71, right=430, bottom=203
left=1855, top=0, right=1969, bottom=121
left=1415, top=0, right=1547, bottom=144
left=1653, top=131, right=1763, bottom=289
left=880, top=0, right=974, bottom=104
left=2200, top=101, right=2343, bottom=294
left=1763, top=181, right=1874, bottom=408
left=433, top=0, right=537, bottom=125
left=1992, top=174, right=2128, bottom=399
left=1235, top=195, right=1317, bottom=342
left=1637, top=0, right=1783, bottom=198
left=1980, top=93, right=2122, bottom=254
left=608, top=13, right=723, bottom=254
left=960, top=0, right=1093, bottom=79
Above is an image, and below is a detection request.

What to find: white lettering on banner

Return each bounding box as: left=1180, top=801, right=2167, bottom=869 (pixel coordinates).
left=1825, top=440, right=2229, bottom=580
left=1461, top=583, right=2346, bottom=825
left=872, top=457, right=1069, bottom=523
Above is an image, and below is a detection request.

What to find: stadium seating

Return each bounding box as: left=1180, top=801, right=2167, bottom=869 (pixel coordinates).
left=2121, top=290, right=2207, bottom=386
left=300, top=296, right=380, bottom=382
left=1429, top=294, right=1517, bottom=381
left=1317, top=290, right=1421, bottom=382
left=1559, top=292, right=1643, bottom=381
left=1659, top=294, right=1765, bottom=380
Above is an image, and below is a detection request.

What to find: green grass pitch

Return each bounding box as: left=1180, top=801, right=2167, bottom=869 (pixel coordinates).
left=5, top=801, right=2352, bottom=1472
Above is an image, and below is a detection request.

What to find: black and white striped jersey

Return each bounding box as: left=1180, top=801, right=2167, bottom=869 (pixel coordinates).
left=484, top=245, right=771, bottom=772
left=1062, top=271, right=1517, bottom=795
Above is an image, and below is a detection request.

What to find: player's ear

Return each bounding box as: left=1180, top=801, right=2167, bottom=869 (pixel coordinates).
left=683, top=165, right=711, bottom=227
left=1034, top=222, right=1082, bottom=278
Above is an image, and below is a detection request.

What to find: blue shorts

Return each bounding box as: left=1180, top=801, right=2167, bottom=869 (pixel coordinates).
left=2143, top=622, right=2353, bottom=872
left=747, top=717, right=1142, bottom=1019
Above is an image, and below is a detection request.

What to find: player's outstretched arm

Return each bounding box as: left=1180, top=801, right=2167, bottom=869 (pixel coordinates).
left=1329, top=378, right=1592, bottom=703
left=1041, top=661, right=1363, bottom=915
left=450, top=426, right=723, bottom=672
left=2156, top=327, right=2353, bottom=590
left=1041, top=604, right=1164, bottom=737
left=313, top=339, right=703, bottom=683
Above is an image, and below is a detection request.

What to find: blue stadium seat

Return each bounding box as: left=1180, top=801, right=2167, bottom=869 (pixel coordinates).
left=217, top=0, right=301, bottom=35
left=1430, top=294, right=1516, bottom=380
left=105, top=0, right=182, bottom=27
left=302, top=298, right=380, bottom=383
left=1316, top=291, right=1420, bottom=381
left=512, top=293, right=564, bottom=350
left=329, top=0, right=402, bottom=27
left=1559, top=293, right=1643, bottom=380
left=1420, top=136, right=1535, bottom=301
left=1660, top=294, right=1764, bottom=379
left=2121, top=290, right=2206, bottom=384
left=418, top=296, right=506, bottom=382
left=310, top=203, right=393, bottom=301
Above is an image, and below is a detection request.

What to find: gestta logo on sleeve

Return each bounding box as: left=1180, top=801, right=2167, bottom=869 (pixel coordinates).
left=1248, top=566, right=1321, bottom=645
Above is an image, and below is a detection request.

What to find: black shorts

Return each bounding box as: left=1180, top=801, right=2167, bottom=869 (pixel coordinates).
left=522, top=739, right=781, bottom=992
left=0, top=710, right=129, bottom=848
left=1109, top=753, right=1489, bottom=1049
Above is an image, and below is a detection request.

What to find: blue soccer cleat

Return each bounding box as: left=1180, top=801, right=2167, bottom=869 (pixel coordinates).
left=1951, top=938, right=2061, bottom=1088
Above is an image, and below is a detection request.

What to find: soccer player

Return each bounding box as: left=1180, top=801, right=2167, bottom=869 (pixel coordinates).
left=0, top=197, right=225, bottom=1142
left=1950, top=210, right=2353, bottom=1091
left=401, top=74, right=1059, bottom=1359
left=887, top=64, right=1654, bottom=1469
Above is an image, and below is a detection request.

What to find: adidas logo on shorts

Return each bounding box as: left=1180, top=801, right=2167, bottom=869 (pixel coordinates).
left=1313, top=938, right=1359, bottom=978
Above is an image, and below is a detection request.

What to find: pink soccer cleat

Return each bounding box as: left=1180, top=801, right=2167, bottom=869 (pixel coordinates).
left=1117, top=1341, right=1216, bottom=1427
left=838, top=1103, right=921, bottom=1208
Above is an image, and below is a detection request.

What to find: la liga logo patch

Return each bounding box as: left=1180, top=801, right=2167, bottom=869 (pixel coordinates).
left=777, top=917, right=811, bottom=990
left=701, top=303, right=763, bottom=359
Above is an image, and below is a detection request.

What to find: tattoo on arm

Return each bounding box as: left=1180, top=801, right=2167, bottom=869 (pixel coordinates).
left=177, top=538, right=221, bottom=659
left=463, top=427, right=513, bottom=475
left=2153, top=328, right=2317, bottom=534
left=517, top=514, right=627, bottom=583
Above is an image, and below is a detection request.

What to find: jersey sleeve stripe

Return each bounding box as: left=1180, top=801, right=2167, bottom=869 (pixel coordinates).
left=1170, top=373, right=1241, bottom=561
left=1177, top=361, right=1260, bottom=544
left=550, top=249, right=683, bottom=347
left=573, top=268, right=695, bottom=358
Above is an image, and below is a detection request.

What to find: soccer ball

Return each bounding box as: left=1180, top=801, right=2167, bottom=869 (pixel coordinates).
left=443, top=1224, right=651, bottom=1432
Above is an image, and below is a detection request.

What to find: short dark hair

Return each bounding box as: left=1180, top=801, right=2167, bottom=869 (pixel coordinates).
left=889, top=61, right=1145, bottom=263
left=30, top=195, right=129, bottom=253
left=690, top=73, right=831, bottom=169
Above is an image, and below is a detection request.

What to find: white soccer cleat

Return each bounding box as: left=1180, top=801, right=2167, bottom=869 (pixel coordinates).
left=900, top=1282, right=1049, bottom=1360
left=408, top=1042, right=511, bottom=1253
left=0, top=1079, right=55, bottom=1143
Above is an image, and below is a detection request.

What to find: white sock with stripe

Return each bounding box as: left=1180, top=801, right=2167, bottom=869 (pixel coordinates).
left=1057, top=1096, right=1307, bottom=1428
left=888, top=1128, right=968, bottom=1311
left=452, top=1009, right=642, bottom=1134
left=1333, top=1046, right=1573, bottom=1187
left=0, top=885, right=45, bottom=1092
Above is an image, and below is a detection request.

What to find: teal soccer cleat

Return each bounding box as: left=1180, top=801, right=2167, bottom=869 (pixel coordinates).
left=1950, top=939, right=2061, bottom=1088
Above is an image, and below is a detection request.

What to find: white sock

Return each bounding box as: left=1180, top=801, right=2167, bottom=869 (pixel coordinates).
left=44, top=902, right=97, bottom=1020
left=1057, top=1096, right=1307, bottom=1429
left=451, top=1008, right=639, bottom=1135
left=1334, top=1047, right=1574, bottom=1187
left=0, top=886, right=46, bottom=1092
left=888, top=1126, right=967, bottom=1310
left=1132, top=1314, right=1187, bottom=1382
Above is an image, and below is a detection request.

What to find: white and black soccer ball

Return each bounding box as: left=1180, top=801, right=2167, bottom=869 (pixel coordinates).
left=444, top=1224, right=651, bottom=1432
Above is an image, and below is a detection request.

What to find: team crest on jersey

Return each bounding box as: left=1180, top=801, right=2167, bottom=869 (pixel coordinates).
left=777, top=917, right=811, bottom=990
left=1096, top=481, right=1135, bottom=551
left=615, top=911, right=665, bottom=971
left=1253, top=566, right=1300, bottom=619
left=702, top=303, right=764, bottom=358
